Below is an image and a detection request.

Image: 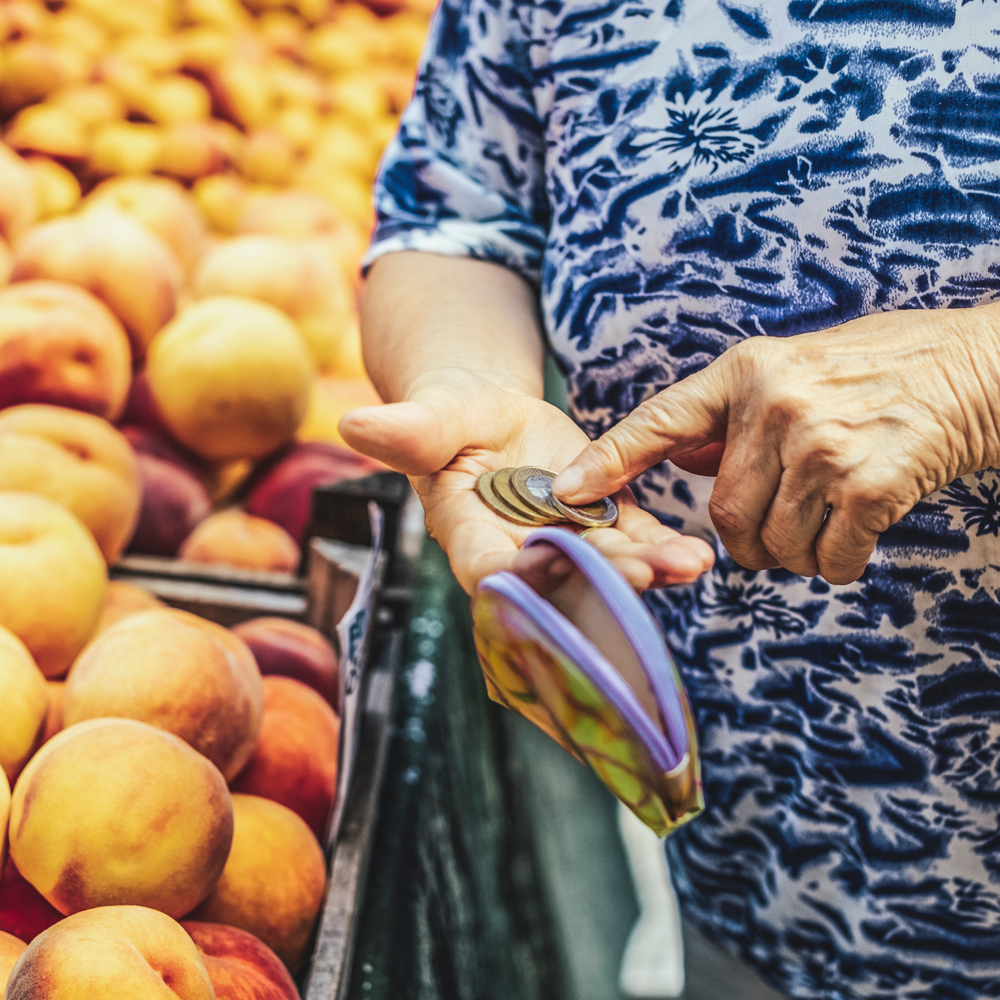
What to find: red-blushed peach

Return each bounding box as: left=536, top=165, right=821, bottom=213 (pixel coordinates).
left=41, top=680, right=63, bottom=745
left=191, top=235, right=354, bottom=372
left=178, top=510, right=300, bottom=574
left=0, top=281, right=132, bottom=421
left=4, top=906, right=215, bottom=1000
left=126, top=443, right=213, bottom=557
left=244, top=440, right=381, bottom=545
left=83, top=175, right=207, bottom=273
left=0, top=625, right=47, bottom=785
left=92, top=580, right=164, bottom=635
left=10, top=210, right=183, bottom=359
left=64, top=608, right=263, bottom=781
left=0, top=491, right=106, bottom=679
left=232, top=617, right=339, bottom=710
left=0, top=930, right=26, bottom=992
left=232, top=676, right=339, bottom=840
left=181, top=922, right=299, bottom=1000
left=190, top=794, right=325, bottom=973
left=0, top=405, right=141, bottom=564
left=9, top=719, right=233, bottom=917
left=147, top=296, right=314, bottom=462
left=0, top=857, right=62, bottom=944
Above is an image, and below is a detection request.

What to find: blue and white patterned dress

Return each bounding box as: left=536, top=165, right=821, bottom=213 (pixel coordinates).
left=366, top=2, right=1000, bottom=996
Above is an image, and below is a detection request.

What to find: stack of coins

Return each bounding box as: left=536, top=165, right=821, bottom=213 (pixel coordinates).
left=476, top=467, right=618, bottom=529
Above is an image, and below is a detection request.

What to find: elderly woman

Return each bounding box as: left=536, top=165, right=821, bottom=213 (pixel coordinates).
left=341, top=2, right=1000, bottom=997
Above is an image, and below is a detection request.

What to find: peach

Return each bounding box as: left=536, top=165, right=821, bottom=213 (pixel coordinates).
left=0, top=491, right=106, bottom=678
left=122, top=428, right=213, bottom=557
left=191, top=794, right=325, bottom=973
left=0, top=625, right=47, bottom=785
left=0, top=405, right=141, bottom=564
left=159, top=120, right=241, bottom=181
left=118, top=367, right=171, bottom=435
left=192, top=235, right=354, bottom=371
left=5, top=906, right=215, bottom=1000
left=4, top=104, right=88, bottom=162
left=84, top=176, right=207, bottom=273
left=0, top=145, right=39, bottom=244
left=238, top=188, right=348, bottom=239
left=232, top=617, right=339, bottom=709
left=0, top=281, right=131, bottom=421
left=10, top=718, right=233, bottom=917
left=193, top=173, right=250, bottom=234
left=232, top=676, right=340, bottom=840
left=178, top=510, right=300, bottom=574
left=0, top=857, right=62, bottom=944
left=88, top=120, right=165, bottom=176
left=64, top=608, right=263, bottom=781
left=245, top=440, right=380, bottom=545
left=93, top=580, right=164, bottom=634
left=0, top=929, right=26, bottom=991
left=147, top=296, right=314, bottom=461
left=181, top=922, right=299, bottom=1000
left=298, top=376, right=382, bottom=450
left=24, top=157, right=81, bottom=219
left=41, top=680, right=64, bottom=745
left=11, top=210, right=183, bottom=359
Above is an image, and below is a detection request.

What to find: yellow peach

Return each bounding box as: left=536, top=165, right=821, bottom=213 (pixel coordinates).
left=4, top=906, right=214, bottom=1000
left=10, top=718, right=233, bottom=917
left=0, top=491, right=106, bottom=679
left=0, top=405, right=141, bottom=564
left=0, top=929, right=26, bottom=992
left=0, top=625, right=47, bottom=786
left=147, top=296, right=314, bottom=461
left=64, top=608, right=263, bottom=781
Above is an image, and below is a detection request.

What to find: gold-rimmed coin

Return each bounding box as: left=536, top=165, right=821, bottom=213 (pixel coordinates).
left=551, top=492, right=618, bottom=528
left=510, top=466, right=566, bottom=521
left=475, top=472, right=539, bottom=526
left=494, top=467, right=559, bottom=524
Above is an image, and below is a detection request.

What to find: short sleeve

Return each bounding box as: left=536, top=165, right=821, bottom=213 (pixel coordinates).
left=364, top=0, right=548, bottom=285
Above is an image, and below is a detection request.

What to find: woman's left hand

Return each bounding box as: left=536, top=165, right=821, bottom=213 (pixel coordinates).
left=552, top=306, right=1000, bottom=584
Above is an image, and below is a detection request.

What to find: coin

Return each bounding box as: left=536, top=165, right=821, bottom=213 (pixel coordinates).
left=475, top=472, right=539, bottom=526
left=510, top=466, right=566, bottom=521
left=512, top=466, right=619, bottom=528
left=551, top=491, right=618, bottom=528
left=494, top=467, right=559, bottom=524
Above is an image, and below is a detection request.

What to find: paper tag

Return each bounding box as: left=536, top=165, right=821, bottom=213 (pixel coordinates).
left=327, top=502, right=384, bottom=848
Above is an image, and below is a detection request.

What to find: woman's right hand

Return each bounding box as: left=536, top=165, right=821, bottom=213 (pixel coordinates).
left=339, top=367, right=715, bottom=595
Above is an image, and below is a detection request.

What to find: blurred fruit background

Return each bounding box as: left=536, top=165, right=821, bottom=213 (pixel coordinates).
left=0, top=0, right=427, bottom=571
left=0, top=0, right=429, bottom=993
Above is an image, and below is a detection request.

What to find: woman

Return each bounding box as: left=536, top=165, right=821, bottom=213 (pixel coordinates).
left=341, top=2, right=1000, bottom=996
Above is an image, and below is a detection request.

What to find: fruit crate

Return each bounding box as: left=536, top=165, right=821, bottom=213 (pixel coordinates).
left=110, top=471, right=422, bottom=999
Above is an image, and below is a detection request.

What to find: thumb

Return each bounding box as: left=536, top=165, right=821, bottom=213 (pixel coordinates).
left=552, top=367, right=728, bottom=503
left=339, top=391, right=472, bottom=476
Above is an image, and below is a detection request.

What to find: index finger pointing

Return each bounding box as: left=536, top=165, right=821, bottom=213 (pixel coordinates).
left=552, top=371, right=727, bottom=505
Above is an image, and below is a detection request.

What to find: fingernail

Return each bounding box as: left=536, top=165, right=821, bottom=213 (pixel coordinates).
left=552, top=466, right=584, bottom=500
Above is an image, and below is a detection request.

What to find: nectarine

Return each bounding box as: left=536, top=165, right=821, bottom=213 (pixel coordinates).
left=0, top=281, right=131, bottom=421
left=232, top=616, right=339, bottom=709
left=10, top=718, right=233, bottom=917
left=182, top=921, right=299, bottom=1000
left=0, top=491, right=106, bottom=678
left=64, top=608, right=263, bottom=781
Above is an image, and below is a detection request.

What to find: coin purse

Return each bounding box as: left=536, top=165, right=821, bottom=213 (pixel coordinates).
left=471, top=527, right=704, bottom=837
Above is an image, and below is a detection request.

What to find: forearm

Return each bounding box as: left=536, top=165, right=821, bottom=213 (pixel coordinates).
left=360, top=251, right=546, bottom=402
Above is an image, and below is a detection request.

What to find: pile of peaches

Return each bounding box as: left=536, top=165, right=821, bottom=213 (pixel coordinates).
left=0, top=565, right=345, bottom=998
left=0, top=0, right=432, bottom=993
